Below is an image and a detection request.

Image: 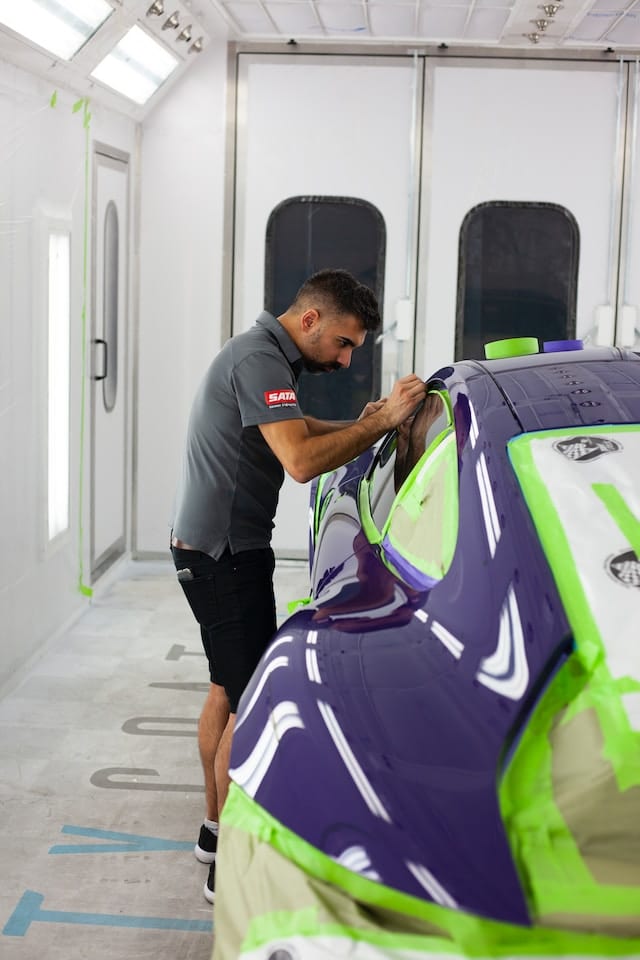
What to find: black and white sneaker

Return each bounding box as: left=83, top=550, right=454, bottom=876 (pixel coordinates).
left=194, top=824, right=217, bottom=864
left=204, top=860, right=215, bottom=904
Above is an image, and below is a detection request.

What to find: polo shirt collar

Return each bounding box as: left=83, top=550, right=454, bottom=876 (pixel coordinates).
left=256, top=311, right=303, bottom=377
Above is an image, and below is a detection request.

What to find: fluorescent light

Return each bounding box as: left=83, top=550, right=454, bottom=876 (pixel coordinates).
left=48, top=232, right=71, bottom=542
left=0, top=0, right=112, bottom=60
left=91, top=25, right=179, bottom=105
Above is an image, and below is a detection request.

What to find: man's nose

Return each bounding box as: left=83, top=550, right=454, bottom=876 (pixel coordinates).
left=338, top=348, right=352, bottom=369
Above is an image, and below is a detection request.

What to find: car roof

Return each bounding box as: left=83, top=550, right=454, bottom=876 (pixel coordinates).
left=452, top=347, right=640, bottom=434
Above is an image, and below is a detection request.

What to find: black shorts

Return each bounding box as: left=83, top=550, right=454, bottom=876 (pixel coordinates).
left=171, top=546, right=277, bottom=713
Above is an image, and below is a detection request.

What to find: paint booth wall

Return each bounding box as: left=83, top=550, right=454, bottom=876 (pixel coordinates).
left=0, top=60, right=136, bottom=693
left=135, top=42, right=229, bottom=556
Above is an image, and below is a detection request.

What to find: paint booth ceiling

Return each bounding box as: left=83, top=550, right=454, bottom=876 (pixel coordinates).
left=205, top=0, right=640, bottom=51
left=0, top=0, right=636, bottom=120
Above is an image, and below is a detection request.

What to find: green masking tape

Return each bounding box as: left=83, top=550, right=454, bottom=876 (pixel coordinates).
left=484, top=337, right=539, bottom=360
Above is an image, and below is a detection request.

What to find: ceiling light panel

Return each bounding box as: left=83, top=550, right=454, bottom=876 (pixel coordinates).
left=569, top=0, right=636, bottom=42
left=0, top=0, right=112, bottom=60
left=91, top=23, right=179, bottom=105
left=568, top=16, right=610, bottom=42
left=226, top=2, right=279, bottom=33
left=607, top=15, right=640, bottom=43
left=465, top=7, right=512, bottom=40
left=316, top=2, right=368, bottom=35
left=418, top=5, right=472, bottom=37
left=268, top=2, right=322, bottom=34
left=369, top=4, right=418, bottom=36
left=417, top=0, right=471, bottom=9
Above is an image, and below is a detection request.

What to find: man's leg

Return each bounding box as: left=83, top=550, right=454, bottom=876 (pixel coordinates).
left=199, top=682, right=230, bottom=822
left=214, top=712, right=236, bottom=815
left=170, top=544, right=231, bottom=869
left=201, top=548, right=277, bottom=904
left=212, top=548, right=277, bottom=817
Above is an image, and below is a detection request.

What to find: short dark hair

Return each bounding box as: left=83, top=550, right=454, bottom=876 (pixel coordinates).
left=292, top=269, right=381, bottom=332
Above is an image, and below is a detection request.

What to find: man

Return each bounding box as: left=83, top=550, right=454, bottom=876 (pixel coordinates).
left=170, top=269, right=426, bottom=903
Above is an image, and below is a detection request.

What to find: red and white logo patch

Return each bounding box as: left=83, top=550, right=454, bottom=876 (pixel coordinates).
left=264, top=388, right=297, bottom=408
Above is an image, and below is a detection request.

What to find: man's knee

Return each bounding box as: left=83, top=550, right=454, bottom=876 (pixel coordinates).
left=206, top=681, right=228, bottom=703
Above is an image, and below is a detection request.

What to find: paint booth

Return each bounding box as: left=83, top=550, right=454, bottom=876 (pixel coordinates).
left=0, top=2, right=640, bottom=958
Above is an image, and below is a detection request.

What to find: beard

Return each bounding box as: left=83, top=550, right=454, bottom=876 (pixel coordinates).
left=302, top=357, right=341, bottom=373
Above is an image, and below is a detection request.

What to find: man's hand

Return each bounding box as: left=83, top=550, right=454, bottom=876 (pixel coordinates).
left=357, top=398, right=387, bottom=420
left=381, top=374, right=428, bottom=429
left=358, top=376, right=426, bottom=426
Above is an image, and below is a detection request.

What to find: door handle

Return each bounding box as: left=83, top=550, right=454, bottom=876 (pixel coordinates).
left=92, top=337, right=108, bottom=380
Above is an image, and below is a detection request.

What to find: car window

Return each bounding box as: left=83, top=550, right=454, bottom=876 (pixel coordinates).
left=361, top=388, right=455, bottom=548
left=383, top=429, right=459, bottom=588
left=360, top=388, right=459, bottom=587
left=394, top=392, right=450, bottom=491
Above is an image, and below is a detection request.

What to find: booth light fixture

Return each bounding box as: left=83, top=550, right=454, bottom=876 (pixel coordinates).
left=162, top=10, right=180, bottom=30
left=91, top=24, right=179, bottom=105
left=0, top=0, right=112, bottom=60
left=146, top=0, right=164, bottom=15
left=540, top=3, right=562, bottom=15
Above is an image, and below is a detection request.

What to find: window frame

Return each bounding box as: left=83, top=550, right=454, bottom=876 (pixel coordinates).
left=455, top=200, right=579, bottom=361
left=264, top=194, right=386, bottom=421
left=359, top=388, right=460, bottom=589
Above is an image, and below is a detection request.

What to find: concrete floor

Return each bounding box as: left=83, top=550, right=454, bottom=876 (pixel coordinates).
left=0, top=558, right=311, bottom=960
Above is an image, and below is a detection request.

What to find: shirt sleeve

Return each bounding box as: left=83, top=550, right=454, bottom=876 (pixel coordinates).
left=232, top=351, right=304, bottom=427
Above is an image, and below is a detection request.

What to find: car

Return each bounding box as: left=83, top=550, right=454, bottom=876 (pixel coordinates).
left=213, top=340, right=640, bottom=960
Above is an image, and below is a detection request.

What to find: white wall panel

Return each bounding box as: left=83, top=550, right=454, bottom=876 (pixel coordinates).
left=234, top=55, right=421, bottom=556
left=0, top=61, right=136, bottom=694
left=418, top=61, right=621, bottom=373
left=136, top=42, right=229, bottom=554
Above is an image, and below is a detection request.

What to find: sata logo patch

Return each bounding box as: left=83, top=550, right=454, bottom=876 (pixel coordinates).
left=264, top=388, right=297, bottom=408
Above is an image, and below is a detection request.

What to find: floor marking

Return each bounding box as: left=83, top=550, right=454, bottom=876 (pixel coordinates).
left=122, top=716, right=198, bottom=737
left=49, top=825, right=193, bottom=855
left=3, top=891, right=212, bottom=937
left=165, top=645, right=205, bottom=661
left=89, top=767, right=205, bottom=792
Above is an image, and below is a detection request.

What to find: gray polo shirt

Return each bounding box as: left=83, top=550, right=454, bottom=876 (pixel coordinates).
left=171, top=312, right=304, bottom=559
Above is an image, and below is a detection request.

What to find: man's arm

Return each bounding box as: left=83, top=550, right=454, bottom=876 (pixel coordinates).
left=303, top=399, right=387, bottom=436
left=259, top=374, right=426, bottom=483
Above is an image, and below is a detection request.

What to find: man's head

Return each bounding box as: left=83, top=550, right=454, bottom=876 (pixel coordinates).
left=283, top=269, right=381, bottom=373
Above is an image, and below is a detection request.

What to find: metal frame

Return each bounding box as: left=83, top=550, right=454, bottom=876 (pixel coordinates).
left=231, top=49, right=425, bottom=386
left=414, top=53, right=631, bottom=371
left=90, top=144, right=131, bottom=583
left=229, top=47, right=632, bottom=388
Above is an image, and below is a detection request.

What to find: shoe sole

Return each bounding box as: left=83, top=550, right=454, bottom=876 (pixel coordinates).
left=203, top=880, right=215, bottom=904
left=194, top=843, right=216, bottom=864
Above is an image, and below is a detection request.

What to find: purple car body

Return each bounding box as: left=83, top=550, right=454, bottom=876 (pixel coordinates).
left=218, top=345, right=640, bottom=959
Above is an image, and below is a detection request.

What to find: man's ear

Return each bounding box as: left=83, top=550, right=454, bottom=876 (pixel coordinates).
left=301, top=308, right=319, bottom=331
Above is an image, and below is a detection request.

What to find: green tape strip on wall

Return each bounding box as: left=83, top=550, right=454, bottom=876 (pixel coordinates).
left=51, top=92, right=93, bottom=597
